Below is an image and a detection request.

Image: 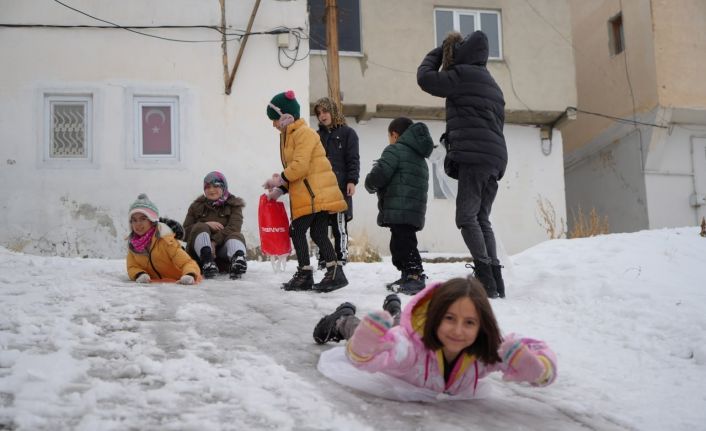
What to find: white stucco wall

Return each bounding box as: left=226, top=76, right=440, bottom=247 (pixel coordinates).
left=0, top=0, right=308, bottom=258
left=645, top=124, right=706, bottom=228
left=322, top=117, right=566, bottom=256
left=565, top=129, right=649, bottom=234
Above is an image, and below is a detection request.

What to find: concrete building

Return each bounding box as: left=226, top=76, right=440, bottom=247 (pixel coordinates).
left=309, top=0, right=576, bottom=255
left=562, top=0, right=706, bottom=233
left=0, top=0, right=308, bottom=258
left=0, top=0, right=577, bottom=260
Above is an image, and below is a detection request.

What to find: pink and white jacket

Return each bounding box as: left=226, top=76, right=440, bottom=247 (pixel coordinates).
left=345, top=282, right=557, bottom=396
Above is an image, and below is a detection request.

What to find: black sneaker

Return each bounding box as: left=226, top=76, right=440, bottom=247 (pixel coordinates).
left=382, top=293, right=401, bottom=319
left=200, top=246, right=219, bottom=279
left=398, top=273, right=426, bottom=296
left=229, top=250, right=247, bottom=279
left=313, top=302, right=356, bottom=344
left=282, top=267, right=314, bottom=291
left=314, top=264, right=348, bottom=293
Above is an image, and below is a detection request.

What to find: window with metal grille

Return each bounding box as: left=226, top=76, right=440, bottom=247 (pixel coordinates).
left=434, top=8, right=502, bottom=60
left=44, top=95, right=92, bottom=161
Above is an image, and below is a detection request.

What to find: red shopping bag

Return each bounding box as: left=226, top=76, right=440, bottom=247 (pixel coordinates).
left=258, top=194, right=291, bottom=257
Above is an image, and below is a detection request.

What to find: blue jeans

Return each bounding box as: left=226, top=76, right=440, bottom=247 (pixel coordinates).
left=456, top=164, right=500, bottom=265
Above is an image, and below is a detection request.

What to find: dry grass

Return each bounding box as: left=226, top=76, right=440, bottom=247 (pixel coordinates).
left=347, top=232, right=382, bottom=263
left=569, top=205, right=609, bottom=238
left=536, top=196, right=566, bottom=239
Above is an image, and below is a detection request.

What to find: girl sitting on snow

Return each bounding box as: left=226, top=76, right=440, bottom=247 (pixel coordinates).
left=313, top=276, right=556, bottom=400
left=183, top=171, right=248, bottom=279
left=127, top=194, right=200, bottom=285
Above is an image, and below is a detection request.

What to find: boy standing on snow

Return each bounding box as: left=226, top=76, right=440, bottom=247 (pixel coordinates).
left=364, top=118, right=433, bottom=295
left=313, top=97, right=360, bottom=269
left=417, top=30, right=507, bottom=298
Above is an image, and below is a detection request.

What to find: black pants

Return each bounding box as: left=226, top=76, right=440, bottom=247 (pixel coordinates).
left=389, top=224, right=422, bottom=273
left=290, top=212, right=337, bottom=268
left=456, top=165, right=500, bottom=265
left=316, top=212, right=349, bottom=263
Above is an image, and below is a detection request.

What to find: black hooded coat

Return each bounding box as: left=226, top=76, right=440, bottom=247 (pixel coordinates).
left=417, top=31, right=507, bottom=179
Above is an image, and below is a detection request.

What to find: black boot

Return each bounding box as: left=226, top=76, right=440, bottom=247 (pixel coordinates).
left=199, top=246, right=218, bottom=279
left=385, top=271, right=405, bottom=292
left=313, top=302, right=356, bottom=344
left=398, top=272, right=426, bottom=296
left=282, top=266, right=314, bottom=291
left=382, top=293, right=401, bottom=319
left=229, top=250, right=247, bottom=279
left=491, top=264, right=506, bottom=298
left=314, top=264, right=348, bottom=293
left=472, top=260, right=499, bottom=298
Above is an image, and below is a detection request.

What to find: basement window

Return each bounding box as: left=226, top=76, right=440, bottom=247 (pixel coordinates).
left=608, top=13, right=624, bottom=55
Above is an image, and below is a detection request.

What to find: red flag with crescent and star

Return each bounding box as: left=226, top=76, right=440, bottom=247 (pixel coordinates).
left=141, top=106, right=172, bottom=155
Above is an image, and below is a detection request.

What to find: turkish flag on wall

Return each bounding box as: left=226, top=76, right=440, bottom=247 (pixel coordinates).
left=141, top=106, right=172, bottom=155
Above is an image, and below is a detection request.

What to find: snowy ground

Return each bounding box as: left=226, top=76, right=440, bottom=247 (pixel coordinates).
left=1, top=227, right=705, bottom=430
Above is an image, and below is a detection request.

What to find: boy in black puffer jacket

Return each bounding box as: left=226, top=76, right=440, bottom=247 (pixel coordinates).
left=365, top=118, right=433, bottom=295
left=417, top=30, right=507, bottom=299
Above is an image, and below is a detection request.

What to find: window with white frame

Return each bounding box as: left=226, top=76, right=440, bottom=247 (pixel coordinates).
left=308, top=0, right=361, bottom=53
left=43, top=94, right=93, bottom=164
left=434, top=8, right=502, bottom=60
left=133, top=96, right=179, bottom=162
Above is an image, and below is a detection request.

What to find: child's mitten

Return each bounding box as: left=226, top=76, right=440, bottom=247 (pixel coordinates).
left=177, top=274, right=195, bottom=285
left=500, top=336, right=557, bottom=387
left=347, top=311, right=394, bottom=362
left=262, top=173, right=285, bottom=190
left=135, top=273, right=151, bottom=284
left=267, top=188, right=284, bottom=202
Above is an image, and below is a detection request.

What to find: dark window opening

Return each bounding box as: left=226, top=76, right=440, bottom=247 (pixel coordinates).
left=609, top=13, right=624, bottom=55
left=308, top=0, right=361, bottom=53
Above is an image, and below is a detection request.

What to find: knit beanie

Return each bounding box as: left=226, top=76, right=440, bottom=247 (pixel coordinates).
left=129, top=193, right=159, bottom=223
left=267, top=90, right=300, bottom=120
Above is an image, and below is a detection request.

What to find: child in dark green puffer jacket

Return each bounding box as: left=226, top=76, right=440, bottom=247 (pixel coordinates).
left=364, top=117, right=434, bottom=295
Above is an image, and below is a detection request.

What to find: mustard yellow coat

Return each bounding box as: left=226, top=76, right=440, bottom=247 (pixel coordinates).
left=279, top=119, right=347, bottom=220
left=126, top=223, right=200, bottom=281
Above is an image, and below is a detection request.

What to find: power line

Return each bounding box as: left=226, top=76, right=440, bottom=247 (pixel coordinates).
left=569, top=107, right=668, bottom=129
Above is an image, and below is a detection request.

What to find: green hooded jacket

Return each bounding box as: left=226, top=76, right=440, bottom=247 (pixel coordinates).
left=364, top=122, right=434, bottom=230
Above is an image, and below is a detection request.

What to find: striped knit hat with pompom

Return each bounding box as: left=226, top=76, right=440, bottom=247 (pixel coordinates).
left=128, top=193, right=159, bottom=222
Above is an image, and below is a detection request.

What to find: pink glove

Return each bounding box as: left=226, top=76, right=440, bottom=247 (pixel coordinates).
left=500, top=335, right=557, bottom=387
left=346, top=310, right=394, bottom=363
left=267, top=188, right=284, bottom=201
left=262, top=173, right=285, bottom=190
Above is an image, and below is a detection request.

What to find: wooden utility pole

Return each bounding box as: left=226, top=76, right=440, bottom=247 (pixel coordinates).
left=225, top=0, right=261, bottom=95
left=325, top=0, right=342, bottom=110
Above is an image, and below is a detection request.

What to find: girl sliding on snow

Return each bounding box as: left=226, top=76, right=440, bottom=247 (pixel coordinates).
left=126, top=194, right=200, bottom=285
left=313, top=276, right=556, bottom=400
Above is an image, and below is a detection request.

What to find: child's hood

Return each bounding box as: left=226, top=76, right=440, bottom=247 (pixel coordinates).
left=397, top=122, right=434, bottom=159
left=454, top=30, right=490, bottom=66
left=400, top=281, right=444, bottom=341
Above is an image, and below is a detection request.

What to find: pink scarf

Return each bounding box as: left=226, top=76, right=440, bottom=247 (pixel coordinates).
left=130, top=225, right=156, bottom=253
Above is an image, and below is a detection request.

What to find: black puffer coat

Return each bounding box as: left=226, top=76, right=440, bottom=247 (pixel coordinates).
left=364, top=122, right=434, bottom=230
left=317, top=124, right=360, bottom=221
left=417, top=31, right=507, bottom=179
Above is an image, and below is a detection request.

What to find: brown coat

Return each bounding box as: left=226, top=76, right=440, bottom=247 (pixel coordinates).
left=183, top=194, right=246, bottom=254
left=126, top=223, right=200, bottom=281
left=279, top=119, right=347, bottom=220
